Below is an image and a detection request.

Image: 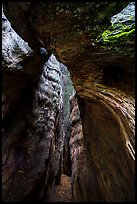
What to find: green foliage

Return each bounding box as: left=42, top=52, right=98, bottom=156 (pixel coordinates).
left=96, top=21, right=135, bottom=58
left=101, top=23, right=135, bottom=43
left=95, top=2, right=135, bottom=58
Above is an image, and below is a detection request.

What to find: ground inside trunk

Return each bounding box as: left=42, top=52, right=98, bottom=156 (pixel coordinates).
left=45, top=174, right=73, bottom=202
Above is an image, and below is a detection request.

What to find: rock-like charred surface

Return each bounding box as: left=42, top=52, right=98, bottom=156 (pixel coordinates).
left=64, top=90, right=135, bottom=202
left=2, top=12, right=50, bottom=121
left=2, top=54, right=64, bottom=202
left=2, top=15, right=73, bottom=202
left=78, top=89, right=135, bottom=202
